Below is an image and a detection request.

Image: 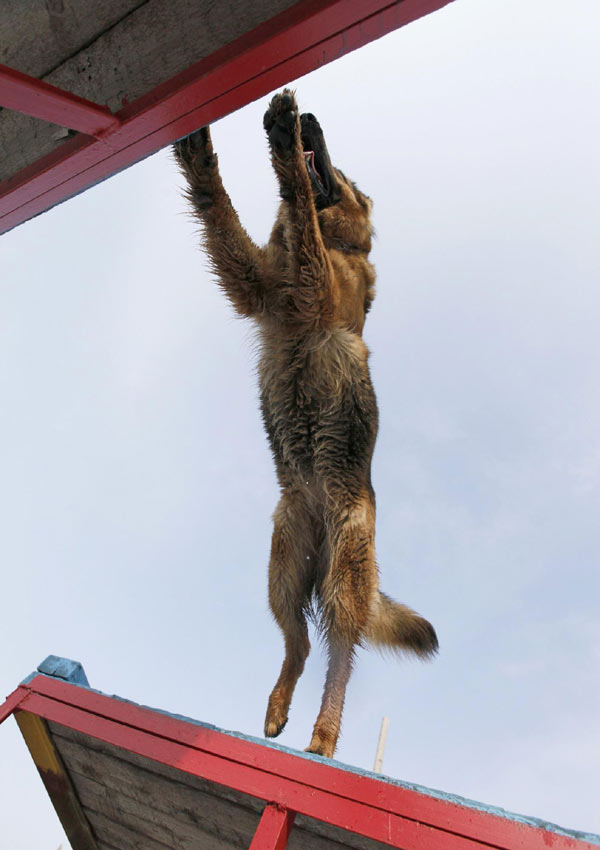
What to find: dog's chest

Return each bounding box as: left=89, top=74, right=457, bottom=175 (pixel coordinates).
left=257, top=327, right=377, bottom=473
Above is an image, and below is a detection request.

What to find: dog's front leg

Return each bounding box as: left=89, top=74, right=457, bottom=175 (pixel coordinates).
left=264, top=91, right=334, bottom=325
left=174, top=127, right=267, bottom=318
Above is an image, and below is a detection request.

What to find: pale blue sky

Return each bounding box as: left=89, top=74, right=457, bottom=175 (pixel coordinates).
left=1, top=1, right=599, bottom=846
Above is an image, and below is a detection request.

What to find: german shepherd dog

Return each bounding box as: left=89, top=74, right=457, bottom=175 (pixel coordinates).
left=174, top=90, right=438, bottom=758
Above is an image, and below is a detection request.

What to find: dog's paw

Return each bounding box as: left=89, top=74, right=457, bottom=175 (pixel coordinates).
left=264, top=692, right=290, bottom=738
left=305, top=730, right=335, bottom=758
left=173, top=126, right=214, bottom=168
left=263, top=89, right=299, bottom=155
left=264, top=706, right=288, bottom=738
left=304, top=743, right=334, bottom=758
left=265, top=716, right=288, bottom=738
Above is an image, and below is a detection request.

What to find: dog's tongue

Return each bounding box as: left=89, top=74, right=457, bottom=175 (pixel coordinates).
left=303, top=149, right=326, bottom=195
left=303, top=150, right=321, bottom=182
left=303, top=150, right=316, bottom=169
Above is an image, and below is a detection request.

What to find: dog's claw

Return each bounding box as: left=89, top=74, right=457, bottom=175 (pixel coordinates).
left=264, top=88, right=299, bottom=154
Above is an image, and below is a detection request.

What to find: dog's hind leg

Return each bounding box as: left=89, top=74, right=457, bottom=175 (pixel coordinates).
left=173, top=127, right=267, bottom=318
left=306, top=490, right=378, bottom=758
left=264, top=489, right=315, bottom=739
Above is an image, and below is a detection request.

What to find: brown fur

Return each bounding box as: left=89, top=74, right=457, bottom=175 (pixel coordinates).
left=174, top=90, right=438, bottom=758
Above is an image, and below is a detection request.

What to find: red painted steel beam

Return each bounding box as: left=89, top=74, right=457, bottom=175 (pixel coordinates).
left=0, top=0, right=455, bottom=236
left=249, top=804, right=295, bottom=850
left=0, top=64, right=120, bottom=137
left=17, top=674, right=600, bottom=850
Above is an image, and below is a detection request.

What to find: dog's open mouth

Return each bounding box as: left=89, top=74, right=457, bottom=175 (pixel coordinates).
left=300, top=112, right=340, bottom=207
left=303, top=149, right=326, bottom=196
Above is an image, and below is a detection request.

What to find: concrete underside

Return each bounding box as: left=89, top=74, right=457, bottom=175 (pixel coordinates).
left=0, top=0, right=296, bottom=182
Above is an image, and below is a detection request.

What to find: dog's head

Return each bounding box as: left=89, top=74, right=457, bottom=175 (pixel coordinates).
left=300, top=112, right=375, bottom=328
left=300, top=112, right=342, bottom=208
left=300, top=111, right=373, bottom=248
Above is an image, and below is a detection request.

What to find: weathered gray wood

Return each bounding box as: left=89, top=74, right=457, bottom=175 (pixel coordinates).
left=49, top=721, right=263, bottom=813
left=73, top=766, right=358, bottom=850
left=0, top=0, right=147, bottom=77
left=85, top=808, right=185, bottom=850
left=54, top=724, right=262, bottom=846
left=83, top=794, right=238, bottom=850
left=51, top=728, right=260, bottom=845
left=48, top=722, right=395, bottom=850
left=76, top=770, right=249, bottom=849
left=0, top=0, right=297, bottom=180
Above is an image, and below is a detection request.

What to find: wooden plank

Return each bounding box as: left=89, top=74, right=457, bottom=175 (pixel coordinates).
left=51, top=726, right=261, bottom=847
left=50, top=721, right=264, bottom=814
left=0, top=0, right=297, bottom=180
left=81, top=792, right=237, bottom=850
left=74, top=771, right=246, bottom=850
left=85, top=809, right=184, bottom=850
left=15, top=711, right=98, bottom=850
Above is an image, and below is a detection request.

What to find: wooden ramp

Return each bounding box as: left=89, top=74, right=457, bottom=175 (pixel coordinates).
left=1, top=656, right=599, bottom=850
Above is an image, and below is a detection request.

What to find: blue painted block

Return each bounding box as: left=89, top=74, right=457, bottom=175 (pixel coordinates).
left=22, top=655, right=90, bottom=687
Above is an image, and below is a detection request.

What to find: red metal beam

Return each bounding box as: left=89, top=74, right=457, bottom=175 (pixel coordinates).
left=0, top=64, right=120, bottom=137
left=249, top=804, right=295, bottom=850
left=0, top=0, right=455, bottom=236
left=16, top=674, right=599, bottom=850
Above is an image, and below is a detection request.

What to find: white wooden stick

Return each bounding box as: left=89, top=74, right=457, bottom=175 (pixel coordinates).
left=373, top=716, right=390, bottom=773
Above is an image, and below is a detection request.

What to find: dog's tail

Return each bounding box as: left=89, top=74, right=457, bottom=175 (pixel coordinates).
left=366, top=591, right=438, bottom=659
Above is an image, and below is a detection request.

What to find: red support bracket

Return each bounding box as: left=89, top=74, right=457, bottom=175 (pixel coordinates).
left=0, top=64, right=120, bottom=138
left=250, top=804, right=296, bottom=850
